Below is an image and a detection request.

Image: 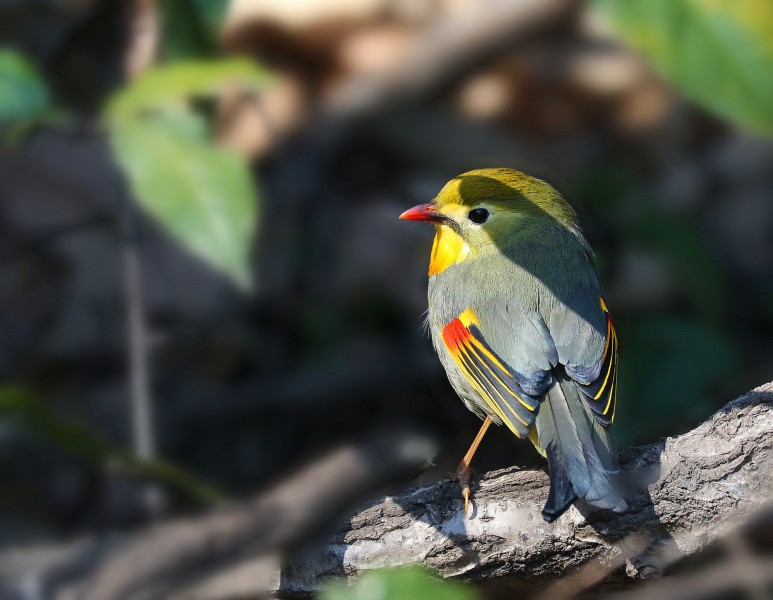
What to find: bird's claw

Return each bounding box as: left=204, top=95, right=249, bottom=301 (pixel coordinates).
left=462, top=486, right=471, bottom=518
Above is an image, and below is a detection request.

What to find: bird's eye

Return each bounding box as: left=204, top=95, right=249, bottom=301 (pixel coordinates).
left=468, top=208, right=490, bottom=224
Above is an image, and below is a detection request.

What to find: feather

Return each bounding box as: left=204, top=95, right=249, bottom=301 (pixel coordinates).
left=441, top=308, right=540, bottom=438
left=572, top=309, right=618, bottom=426
left=537, top=370, right=626, bottom=522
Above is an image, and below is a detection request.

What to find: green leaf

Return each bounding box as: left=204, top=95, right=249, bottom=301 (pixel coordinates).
left=593, top=0, right=773, bottom=135
left=111, top=108, right=258, bottom=290
left=0, top=387, right=224, bottom=505
left=104, top=58, right=272, bottom=123
left=320, top=567, right=483, bottom=600
left=104, top=59, right=268, bottom=289
left=0, top=49, right=49, bottom=128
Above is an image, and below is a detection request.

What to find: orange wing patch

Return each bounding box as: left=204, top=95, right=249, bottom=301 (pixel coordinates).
left=577, top=302, right=618, bottom=426
left=442, top=308, right=538, bottom=438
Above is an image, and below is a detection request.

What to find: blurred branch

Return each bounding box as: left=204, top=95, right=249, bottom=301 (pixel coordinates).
left=78, top=429, right=436, bottom=600
left=598, top=553, right=773, bottom=600
left=124, top=0, right=159, bottom=81
left=121, top=0, right=159, bottom=513
left=120, top=188, right=156, bottom=466
left=222, top=0, right=577, bottom=143
left=325, top=0, right=577, bottom=118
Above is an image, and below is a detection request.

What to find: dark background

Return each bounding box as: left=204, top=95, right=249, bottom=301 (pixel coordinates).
left=0, top=0, right=771, bottom=591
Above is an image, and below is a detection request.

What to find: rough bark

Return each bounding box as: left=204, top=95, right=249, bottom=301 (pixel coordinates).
left=279, top=383, right=773, bottom=597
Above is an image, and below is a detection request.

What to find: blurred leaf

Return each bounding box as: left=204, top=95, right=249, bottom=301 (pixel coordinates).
left=104, top=58, right=272, bottom=123
left=111, top=108, right=258, bottom=290
left=189, top=0, right=229, bottom=34
left=626, top=207, right=727, bottom=322
left=320, top=567, right=482, bottom=600
left=615, top=316, right=741, bottom=444
left=104, top=59, right=269, bottom=288
left=593, top=0, right=773, bottom=135
left=0, top=387, right=224, bottom=505
left=159, top=0, right=229, bottom=60
left=0, top=49, right=49, bottom=129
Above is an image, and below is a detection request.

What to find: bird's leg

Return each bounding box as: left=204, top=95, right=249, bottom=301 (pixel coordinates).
left=456, top=416, right=492, bottom=517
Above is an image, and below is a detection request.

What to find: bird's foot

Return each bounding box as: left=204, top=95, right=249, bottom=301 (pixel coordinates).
left=456, top=463, right=474, bottom=518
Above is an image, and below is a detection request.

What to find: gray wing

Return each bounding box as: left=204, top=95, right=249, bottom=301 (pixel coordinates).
left=475, top=250, right=615, bottom=425
left=430, top=245, right=615, bottom=427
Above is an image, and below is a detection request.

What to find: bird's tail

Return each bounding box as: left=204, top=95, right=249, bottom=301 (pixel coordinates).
left=536, top=369, right=627, bottom=522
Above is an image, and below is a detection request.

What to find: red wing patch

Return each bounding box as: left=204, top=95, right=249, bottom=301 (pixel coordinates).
left=442, top=308, right=539, bottom=438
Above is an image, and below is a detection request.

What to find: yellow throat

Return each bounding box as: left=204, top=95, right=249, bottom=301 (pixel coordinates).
left=429, top=225, right=470, bottom=276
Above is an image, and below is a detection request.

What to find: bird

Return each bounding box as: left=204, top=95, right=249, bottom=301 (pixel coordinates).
left=400, top=168, right=627, bottom=522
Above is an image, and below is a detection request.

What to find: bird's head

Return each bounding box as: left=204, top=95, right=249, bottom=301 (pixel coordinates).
left=400, top=168, right=583, bottom=276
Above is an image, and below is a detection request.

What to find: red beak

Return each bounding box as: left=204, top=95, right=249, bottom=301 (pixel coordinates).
left=399, top=202, right=443, bottom=222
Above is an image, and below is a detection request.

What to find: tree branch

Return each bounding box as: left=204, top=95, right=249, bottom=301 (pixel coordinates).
left=279, top=382, right=773, bottom=597
left=5, top=384, right=770, bottom=599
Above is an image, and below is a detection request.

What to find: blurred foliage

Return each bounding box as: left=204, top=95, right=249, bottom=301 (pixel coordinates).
left=574, top=165, right=742, bottom=444
left=103, top=58, right=270, bottom=121
left=617, top=317, right=741, bottom=441
left=106, top=59, right=272, bottom=291
left=594, top=0, right=773, bottom=136
left=0, top=41, right=272, bottom=291
left=0, top=387, right=224, bottom=505
left=626, top=207, right=727, bottom=324
left=620, top=205, right=739, bottom=441
left=320, top=566, right=482, bottom=600
left=111, top=108, right=258, bottom=290
left=0, top=49, right=49, bottom=135
left=158, top=0, right=229, bottom=60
